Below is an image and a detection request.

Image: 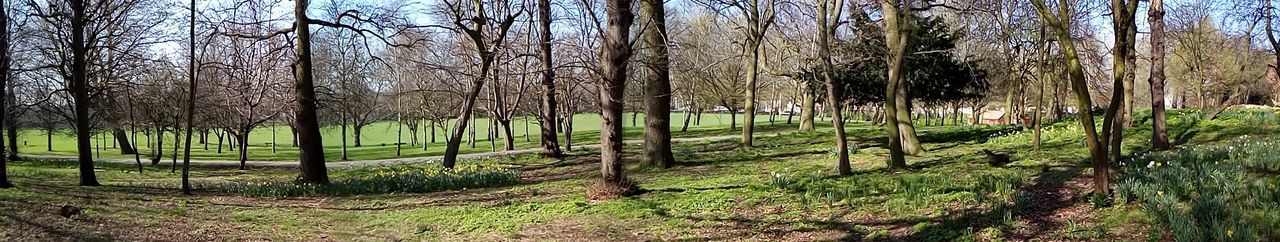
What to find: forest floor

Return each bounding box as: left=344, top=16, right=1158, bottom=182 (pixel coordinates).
left=0, top=111, right=1265, bottom=241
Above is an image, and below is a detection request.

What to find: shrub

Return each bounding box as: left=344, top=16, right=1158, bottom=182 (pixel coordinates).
left=1116, top=140, right=1280, bottom=241
left=203, top=163, right=522, bottom=197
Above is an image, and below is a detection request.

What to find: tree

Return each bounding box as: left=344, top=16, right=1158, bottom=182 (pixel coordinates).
left=597, top=0, right=637, bottom=194
left=1149, top=0, right=1171, bottom=150
left=817, top=0, right=849, bottom=175
left=1031, top=0, right=1111, bottom=195
left=181, top=0, right=196, bottom=194
left=438, top=0, right=521, bottom=169
left=704, top=0, right=779, bottom=147
left=535, top=0, right=562, bottom=158
left=0, top=0, right=10, bottom=189
left=881, top=0, right=912, bottom=170
left=292, top=0, right=329, bottom=183
left=640, top=0, right=673, bottom=168
left=26, top=0, right=169, bottom=185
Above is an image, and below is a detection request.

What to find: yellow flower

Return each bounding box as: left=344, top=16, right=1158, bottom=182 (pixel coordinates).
left=1228, top=229, right=1234, bottom=238
left=1157, top=191, right=1164, bottom=196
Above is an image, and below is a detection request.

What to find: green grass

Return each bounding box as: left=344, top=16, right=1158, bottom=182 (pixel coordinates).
left=1, top=109, right=1274, bottom=240
left=18, top=112, right=797, bottom=162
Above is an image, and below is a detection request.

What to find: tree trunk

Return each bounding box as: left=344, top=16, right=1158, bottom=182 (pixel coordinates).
left=641, top=0, right=674, bottom=168
left=799, top=85, right=815, bottom=131
left=729, top=108, right=737, bottom=131
left=535, top=0, right=565, bottom=156
left=152, top=126, right=164, bottom=165
left=598, top=0, right=635, bottom=187
left=680, top=99, right=693, bottom=132
left=113, top=128, right=136, bottom=155
left=182, top=1, right=197, bottom=193
left=5, top=117, right=15, bottom=160
left=215, top=128, right=224, bottom=154
left=896, top=80, right=923, bottom=155
left=340, top=121, right=348, bottom=161
left=695, top=108, right=703, bottom=126
left=489, top=117, right=497, bottom=152
left=819, top=0, right=850, bottom=175
left=500, top=119, right=515, bottom=150
left=238, top=130, right=249, bottom=170
left=1032, top=0, right=1115, bottom=195
left=742, top=40, right=760, bottom=147
left=882, top=1, right=909, bottom=170
left=1148, top=0, right=1170, bottom=150
left=353, top=123, right=363, bottom=147
left=69, top=0, right=99, bottom=186
left=630, top=111, right=638, bottom=127
left=0, top=1, right=9, bottom=187
left=293, top=0, right=329, bottom=184
left=468, top=115, right=476, bottom=148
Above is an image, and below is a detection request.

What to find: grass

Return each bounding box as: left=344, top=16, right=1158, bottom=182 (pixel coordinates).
left=0, top=109, right=1273, bottom=240
left=19, top=112, right=796, bottom=162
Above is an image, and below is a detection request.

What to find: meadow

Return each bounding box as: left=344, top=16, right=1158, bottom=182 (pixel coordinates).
left=2, top=109, right=1274, bottom=240
left=19, top=112, right=801, bottom=162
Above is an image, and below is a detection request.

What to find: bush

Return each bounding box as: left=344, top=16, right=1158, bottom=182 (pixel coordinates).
left=1116, top=140, right=1280, bottom=241
left=203, top=163, right=522, bottom=197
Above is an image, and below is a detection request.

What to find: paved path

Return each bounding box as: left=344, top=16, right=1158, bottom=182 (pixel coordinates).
left=20, top=132, right=781, bottom=169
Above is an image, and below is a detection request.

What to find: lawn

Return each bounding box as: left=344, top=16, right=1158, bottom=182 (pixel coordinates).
left=0, top=109, right=1273, bottom=240
left=18, top=112, right=803, bottom=162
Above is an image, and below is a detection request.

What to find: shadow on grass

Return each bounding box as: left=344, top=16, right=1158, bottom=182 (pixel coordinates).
left=885, top=165, right=1087, bottom=241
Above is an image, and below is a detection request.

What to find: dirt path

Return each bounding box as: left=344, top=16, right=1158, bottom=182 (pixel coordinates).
left=19, top=132, right=787, bottom=169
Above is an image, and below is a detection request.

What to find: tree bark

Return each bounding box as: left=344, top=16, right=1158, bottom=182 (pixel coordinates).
left=69, top=0, right=99, bottom=186
left=536, top=0, right=562, bottom=158
left=152, top=126, right=164, bottom=165
left=237, top=131, right=249, bottom=170
left=742, top=41, right=760, bottom=147
left=0, top=0, right=9, bottom=187
left=599, top=0, right=635, bottom=186
left=641, top=0, right=674, bottom=168
left=293, top=0, right=329, bottom=184
left=340, top=121, right=349, bottom=161
left=882, top=1, right=910, bottom=170
left=500, top=119, right=515, bottom=150
left=819, top=0, right=849, bottom=175
left=896, top=83, right=923, bottom=155
left=1148, top=0, right=1170, bottom=150
left=799, top=85, right=815, bottom=131
left=681, top=99, right=693, bottom=132
left=182, top=0, right=197, bottom=194
left=1032, top=0, right=1115, bottom=195
left=113, top=128, right=136, bottom=154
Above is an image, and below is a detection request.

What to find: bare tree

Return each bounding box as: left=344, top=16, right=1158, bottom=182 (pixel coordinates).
left=436, top=0, right=521, bottom=169
left=1031, top=0, right=1111, bottom=195
left=702, top=0, right=780, bottom=147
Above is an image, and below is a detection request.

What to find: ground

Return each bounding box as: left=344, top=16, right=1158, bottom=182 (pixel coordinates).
left=0, top=111, right=1264, bottom=241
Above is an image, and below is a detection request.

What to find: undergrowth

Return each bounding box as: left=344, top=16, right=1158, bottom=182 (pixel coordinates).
left=1116, top=139, right=1280, bottom=241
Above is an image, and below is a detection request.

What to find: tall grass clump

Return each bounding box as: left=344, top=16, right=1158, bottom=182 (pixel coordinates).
left=206, top=163, right=522, bottom=197
left=1116, top=140, right=1280, bottom=241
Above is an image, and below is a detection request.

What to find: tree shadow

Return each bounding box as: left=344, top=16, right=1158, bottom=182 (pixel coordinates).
left=886, top=165, right=1087, bottom=241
